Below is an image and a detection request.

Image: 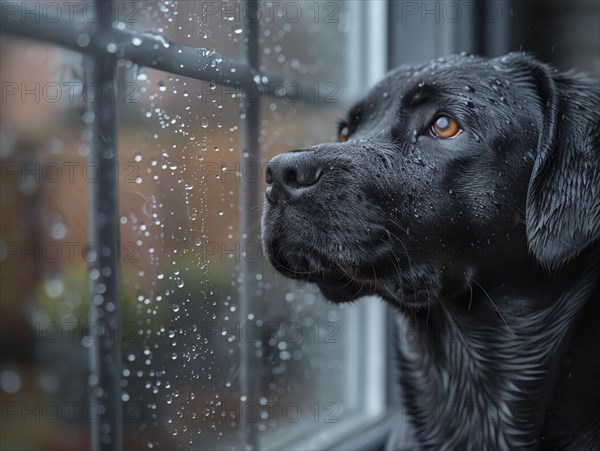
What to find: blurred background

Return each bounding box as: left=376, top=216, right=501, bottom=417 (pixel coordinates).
left=1, top=1, right=598, bottom=450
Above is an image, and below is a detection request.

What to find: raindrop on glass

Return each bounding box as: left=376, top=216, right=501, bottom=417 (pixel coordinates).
left=77, top=34, right=90, bottom=47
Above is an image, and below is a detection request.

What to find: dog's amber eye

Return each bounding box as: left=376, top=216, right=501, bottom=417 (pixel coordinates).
left=430, top=115, right=461, bottom=139
left=338, top=125, right=350, bottom=142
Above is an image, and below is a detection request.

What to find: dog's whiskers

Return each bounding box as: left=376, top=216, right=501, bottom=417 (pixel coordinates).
left=467, top=282, right=474, bottom=311
left=381, top=239, right=404, bottom=284
left=472, top=279, right=515, bottom=338
left=383, top=224, right=414, bottom=275
left=426, top=290, right=431, bottom=325
left=387, top=217, right=410, bottom=236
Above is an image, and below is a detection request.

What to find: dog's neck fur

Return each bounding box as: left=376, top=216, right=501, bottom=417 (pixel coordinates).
left=394, top=250, right=600, bottom=449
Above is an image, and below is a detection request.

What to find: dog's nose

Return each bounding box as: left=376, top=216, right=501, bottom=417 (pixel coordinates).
left=265, top=151, right=323, bottom=204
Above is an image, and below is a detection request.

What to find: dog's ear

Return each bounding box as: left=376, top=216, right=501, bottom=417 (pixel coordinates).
left=521, top=56, right=600, bottom=270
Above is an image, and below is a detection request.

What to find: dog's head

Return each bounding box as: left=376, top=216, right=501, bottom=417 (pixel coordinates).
left=261, top=53, right=600, bottom=308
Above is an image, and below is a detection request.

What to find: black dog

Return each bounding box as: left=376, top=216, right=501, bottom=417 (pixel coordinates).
left=261, top=53, right=600, bottom=449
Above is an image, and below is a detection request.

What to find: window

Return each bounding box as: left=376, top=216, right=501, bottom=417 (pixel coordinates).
left=0, top=1, right=391, bottom=449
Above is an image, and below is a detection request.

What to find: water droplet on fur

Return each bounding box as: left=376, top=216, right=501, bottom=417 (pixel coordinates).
left=411, top=131, right=418, bottom=144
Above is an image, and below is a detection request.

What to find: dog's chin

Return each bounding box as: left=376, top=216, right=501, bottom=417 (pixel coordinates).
left=267, top=249, right=377, bottom=302
left=317, top=280, right=375, bottom=303
left=376, top=280, right=443, bottom=310
left=318, top=271, right=444, bottom=309
left=266, top=244, right=448, bottom=309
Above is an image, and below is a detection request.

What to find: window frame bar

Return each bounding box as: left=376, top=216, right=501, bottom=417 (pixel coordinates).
left=238, top=1, right=261, bottom=449
left=84, top=4, right=122, bottom=450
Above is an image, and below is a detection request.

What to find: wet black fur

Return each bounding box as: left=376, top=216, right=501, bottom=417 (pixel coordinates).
left=261, top=53, right=600, bottom=449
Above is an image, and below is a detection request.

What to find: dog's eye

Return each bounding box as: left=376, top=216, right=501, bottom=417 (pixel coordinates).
left=338, top=124, right=350, bottom=142
left=430, top=115, right=461, bottom=139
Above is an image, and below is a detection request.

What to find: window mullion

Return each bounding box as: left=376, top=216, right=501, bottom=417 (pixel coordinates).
left=239, top=0, right=261, bottom=449
left=85, top=1, right=122, bottom=450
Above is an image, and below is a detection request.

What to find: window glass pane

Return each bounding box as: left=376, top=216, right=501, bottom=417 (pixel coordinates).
left=260, top=0, right=353, bottom=89
left=116, top=67, right=244, bottom=449
left=126, top=1, right=244, bottom=60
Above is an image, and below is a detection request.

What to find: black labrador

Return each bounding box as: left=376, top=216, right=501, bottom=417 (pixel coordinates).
left=261, top=53, right=600, bottom=449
